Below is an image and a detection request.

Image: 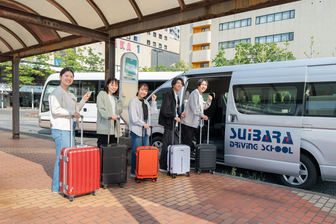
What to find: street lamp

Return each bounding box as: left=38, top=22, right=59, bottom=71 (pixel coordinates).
left=153, top=49, right=163, bottom=71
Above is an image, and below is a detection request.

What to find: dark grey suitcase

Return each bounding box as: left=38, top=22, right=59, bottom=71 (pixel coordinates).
left=100, top=117, right=127, bottom=189
left=195, top=118, right=217, bottom=174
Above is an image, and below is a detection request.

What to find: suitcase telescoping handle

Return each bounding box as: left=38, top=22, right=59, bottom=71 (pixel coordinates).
left=171, top=121, right=182, bottom=145
left=108, top=116, right=120, bottom=145
left=199, top=117, right=210, bottom=144
left=70, top=115, right=85, bottom=147
left=142, top=126, right=153, bottom=146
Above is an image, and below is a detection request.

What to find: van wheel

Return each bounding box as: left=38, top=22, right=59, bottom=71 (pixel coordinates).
left=277, top=154, right=317, bottom=190
left=152, top=136, right=163, bottom=156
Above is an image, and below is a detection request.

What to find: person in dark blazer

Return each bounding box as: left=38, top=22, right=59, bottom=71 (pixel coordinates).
left=158, top=77, right=186, bottom=172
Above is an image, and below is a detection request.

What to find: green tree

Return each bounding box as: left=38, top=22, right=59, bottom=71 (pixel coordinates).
left=54, top=46, right=105, bottom=72
left=1, top=53, right=56, bottom=86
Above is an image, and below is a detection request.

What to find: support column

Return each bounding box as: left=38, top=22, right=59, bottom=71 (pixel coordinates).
left=12, top=56, right=20, bottom=138
left=105, top=37, right=115, bottom=80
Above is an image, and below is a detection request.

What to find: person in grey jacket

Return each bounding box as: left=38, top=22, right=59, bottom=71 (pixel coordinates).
left=128, top=83, right=158, bottom=177
left=96, top=78, right=126, bottom=148
left=181, top=79, right=212, bottom=148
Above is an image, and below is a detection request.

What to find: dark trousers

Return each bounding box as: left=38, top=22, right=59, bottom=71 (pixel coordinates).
left=159, top=127, right=179, bottom=170
left=97, top=134, right=117, bottom=148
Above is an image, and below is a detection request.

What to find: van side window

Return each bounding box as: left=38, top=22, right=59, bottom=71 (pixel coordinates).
left=305, top=82, right=336, bottom=117
left=233, top=83, right=304, bottom=116
left=148, top=88, right=170, bottom=109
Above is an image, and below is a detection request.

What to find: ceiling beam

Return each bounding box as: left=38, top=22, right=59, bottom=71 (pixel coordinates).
left=0, top=36, right=14, bottom=52
left=129, top=0, right=143, bottom=21
left=0, top=23, right=27, bottom=48
left=87, top=0, right=109, bottom=29
left=107, top=0, right=299, bottom=37
left=0, top=5, right=109, bottom=41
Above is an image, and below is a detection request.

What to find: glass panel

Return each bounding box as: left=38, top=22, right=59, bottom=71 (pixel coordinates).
left=266, top=36, right=274, bottom=43
left=281, top=33, right=289, bottom=42
left=274, top=35, right=281, bottom=43
left=305, top=82, right=336, bottom=117
left=229, top=22, right=234, bottom=29
left=282, top=11, right=290, bottom=20
left=228, top=41, right=234, bottom=48
left=41, top=81, right=59, bottom=112
left=259, top=36, right=266, bottom=44
left=290, top=10, right=295, bottom=18
left=80, top=81, right=98, bottom=103
left=241, top=19, right=247, bottom=27
left=274, top=13, right=282, bottom=21
left=222, top=23, right=229, bottom=30
left=235, top=20, right=241, bottom=28
left=260, top=15, right=267, bottom=24
left=267, top=14, right=274, bottom=22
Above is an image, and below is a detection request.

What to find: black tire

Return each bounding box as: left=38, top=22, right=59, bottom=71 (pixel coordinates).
left=277, top=154, right=317, bottom=190
left=152, top=136, right=163, bottom=157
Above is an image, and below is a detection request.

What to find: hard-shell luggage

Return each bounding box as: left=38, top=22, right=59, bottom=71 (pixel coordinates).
left=195, top=118, right=217, bottom=174
left=167, top=123, right=190, bottom=178
left=135, top=127, right=159, bottom=183
left=60, top=116, right=100, bottom=202
left=100, top=117, right=127, bottom=189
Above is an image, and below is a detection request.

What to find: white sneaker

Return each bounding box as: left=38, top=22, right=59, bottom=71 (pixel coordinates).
left=130, top=174, right=136, bottom=178
left=159, top=169, right=167, bottom=173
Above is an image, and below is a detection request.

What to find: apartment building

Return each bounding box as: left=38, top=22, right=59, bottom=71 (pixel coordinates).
left=180, top=0, right=335, bottom=68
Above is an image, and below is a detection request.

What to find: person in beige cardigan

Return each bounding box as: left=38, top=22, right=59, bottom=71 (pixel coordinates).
left=96, top=78, right=126, bottom=148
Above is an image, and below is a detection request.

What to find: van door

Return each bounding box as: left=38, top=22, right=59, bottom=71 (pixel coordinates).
left=225, top=67, right=305, bottom=177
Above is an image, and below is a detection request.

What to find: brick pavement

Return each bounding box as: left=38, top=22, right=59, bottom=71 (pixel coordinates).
left=1, top=129, right=336, bottom=224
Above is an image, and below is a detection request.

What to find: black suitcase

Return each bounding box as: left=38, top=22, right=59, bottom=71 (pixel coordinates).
left=195, top=118, right=217, bottom=174
left=100, top=117, right=127, bottom=189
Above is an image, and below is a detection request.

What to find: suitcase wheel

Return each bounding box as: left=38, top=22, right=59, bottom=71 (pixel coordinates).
left=69, top=196, right=74, bottom=202
left=187, top=172, right=190, bottom=177
left=172, top=174, right=176, bottom=178
left=93, top=190, right=98, bottom=196
left=119, top=183, right=124, bottom=188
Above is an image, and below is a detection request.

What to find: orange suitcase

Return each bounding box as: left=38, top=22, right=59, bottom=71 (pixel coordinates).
left=135, top=127, right=159, bottom=183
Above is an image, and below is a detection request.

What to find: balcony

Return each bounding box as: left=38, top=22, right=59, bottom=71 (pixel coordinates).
left=192, top=31, right=211, bottom=46
left=192, top=49, right=210, bottom=63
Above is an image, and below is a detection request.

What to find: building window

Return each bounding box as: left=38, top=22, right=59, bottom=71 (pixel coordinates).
left=153, top=42, right=156, bottom=47
left=134, top=36, right=138, bottom=41
left=201, top=45, right=209, bottom=50
left=201, top=27, right=210, bottom=32
left=164, top=45, right=167, bottom=50
left=147, top=40, right=150, bottom=45
left=255, top=32, right=294, bottom=44
left=147, top=32, right=150, bottom=35
left=159, top=34, right=162, bottom=39
left=164, top=36, right=167, bottom=41
left=159, top=43, right=162, bottom=48
left=256, top=10, right=295, bottom=24
left=219, top=38, right=251, bottom=49
left=137, top=45, right=140, bottom=53
left=201, top=63, right=209, bottom=68
left=219, top=18, right=251, bottom=31
left=153, top=32, right=156, bottom=37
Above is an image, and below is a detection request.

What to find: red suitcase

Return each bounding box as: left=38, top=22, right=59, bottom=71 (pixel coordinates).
left=135, top=127, right=159, bottom=183
left=60, top=116, right=100, bottom=202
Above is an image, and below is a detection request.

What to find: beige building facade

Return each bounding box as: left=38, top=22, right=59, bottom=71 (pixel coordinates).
left=180, top=0, right=336, bottom=68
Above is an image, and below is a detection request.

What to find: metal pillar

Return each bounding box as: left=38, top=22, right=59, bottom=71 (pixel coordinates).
left=12, top=56, right=20, bottom=138
left=105, top=37, right=115, bottom=80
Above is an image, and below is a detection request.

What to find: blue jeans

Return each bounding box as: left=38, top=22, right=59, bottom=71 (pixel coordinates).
left=130, top=131, right=149, bottom=175
left=51, top=122, right=76, bottom=192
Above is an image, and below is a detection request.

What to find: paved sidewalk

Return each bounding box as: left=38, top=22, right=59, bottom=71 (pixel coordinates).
left=1, top=130, right=336, bottom=224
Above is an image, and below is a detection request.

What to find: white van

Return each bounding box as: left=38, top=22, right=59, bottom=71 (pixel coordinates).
left=39, top=71, right=182, bottom=131
left=148, top=57, right=336, bottom=189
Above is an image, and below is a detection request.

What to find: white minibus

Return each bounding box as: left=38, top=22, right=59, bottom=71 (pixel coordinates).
left=38, top=71, right=182, bottom=131
left=148, top=57, right=336, bottom=189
